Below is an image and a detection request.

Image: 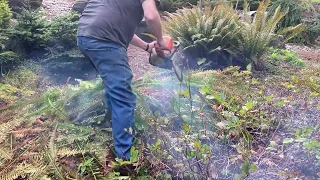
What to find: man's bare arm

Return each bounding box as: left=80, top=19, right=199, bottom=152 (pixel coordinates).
left=141, top=0, right=165, bottom=47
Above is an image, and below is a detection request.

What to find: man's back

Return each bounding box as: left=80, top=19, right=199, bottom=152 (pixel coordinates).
left=77, top=0, right=144, bottom=48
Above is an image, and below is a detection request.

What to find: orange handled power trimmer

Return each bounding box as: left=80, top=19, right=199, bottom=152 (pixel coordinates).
left=148, top=36, right=183, bottom=82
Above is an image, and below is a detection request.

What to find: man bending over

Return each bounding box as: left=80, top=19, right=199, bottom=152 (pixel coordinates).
left=77, top=0, right=166, bottom=160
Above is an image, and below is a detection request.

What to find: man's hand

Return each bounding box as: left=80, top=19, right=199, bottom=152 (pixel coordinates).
left=157, top=38, right=166, bottom=50
left=130, top=34, right=157, bottom=53
left=146, top=41, right=157, bottom=53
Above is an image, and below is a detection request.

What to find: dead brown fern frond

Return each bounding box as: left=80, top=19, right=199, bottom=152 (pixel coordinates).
left=0, top=118, right=25, bottom=143
left=57, top=147, right=91, bottom=158
left=0, top=161, right=46, bottom=180
left=18, top=152, right=43, bottom=162
left=0, top=147, right=13, bottom=166
left=10, top=128, right=47, bottom=138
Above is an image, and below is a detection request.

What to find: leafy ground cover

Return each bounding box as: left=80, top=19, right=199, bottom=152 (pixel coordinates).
left=0, top=45, right=319, bottom=179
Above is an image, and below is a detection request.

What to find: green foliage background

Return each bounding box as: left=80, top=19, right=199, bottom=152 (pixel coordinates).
left=269, top=0, right=320, bottom=44
left=0, top=0, right=12, bottom=29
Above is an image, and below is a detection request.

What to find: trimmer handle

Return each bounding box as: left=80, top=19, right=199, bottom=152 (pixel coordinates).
left=154, top=40, right=180, bottom=57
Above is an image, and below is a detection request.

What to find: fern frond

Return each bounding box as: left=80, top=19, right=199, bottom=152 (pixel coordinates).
left=18, top=152, right=43, bottom=162
left=49, top=124, right=58, bottom=160
left=0, top=161, right=46, bottom=180
left=10, top=128, right=47, bottom=138
left=0, top=147, right=12, bottom=163
left=278, top=24, right=306, bottom=42
left=57, top=148, right=90, bottom=158
left=0, top=118, right=25, bottom=143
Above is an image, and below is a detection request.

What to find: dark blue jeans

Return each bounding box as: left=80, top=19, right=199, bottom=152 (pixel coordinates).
left=77, top=36, right=136, bottom=160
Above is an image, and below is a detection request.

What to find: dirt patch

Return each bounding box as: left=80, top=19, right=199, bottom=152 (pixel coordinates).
left=127, top=45, right=158, bottom=81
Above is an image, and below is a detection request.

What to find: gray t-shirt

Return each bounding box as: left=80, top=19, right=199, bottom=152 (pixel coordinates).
left=77, top=0, right=144, bottom=49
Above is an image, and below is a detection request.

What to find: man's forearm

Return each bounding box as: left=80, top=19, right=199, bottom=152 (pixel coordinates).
left=130, top=34, right=148, bottom=50
left=142, top=0, right=164, bottom=42
left=144, top=16, right=163, bottom=41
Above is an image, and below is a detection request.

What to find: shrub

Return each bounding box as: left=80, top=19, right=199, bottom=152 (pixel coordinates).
left=295, top=12, right=320, bottom=44
left=43, top=11, right=80, bottom=49
left=269, top=0, right=303, bottom=29
left=0, top=0, right=11, bottom=52
left=7, top=8, right=48, bottom=52
left=235, top=0, right=305, bottom=70
left=164, top=0, right=304, bottom=70
left=0, top=0, right=12, bottom=29
left=269, top=0, right=313, bottom=29
left=164, top=4, right=241, bottom=69
left=0, top=33, right=8, bottom=51
left=0, top=51, right=20, bottom=75
left=231, top=0, right=261, bottom=10
left=268, top=0, right=319, bottom=44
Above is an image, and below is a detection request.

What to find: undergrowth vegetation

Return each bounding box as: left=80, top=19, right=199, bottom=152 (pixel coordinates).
left=131, top=58, right=319, bottom=179
left=1, top=61, right=312, bottom=179
left=0, top=80, right=109, bottom=180
left=268, top=48, right=305, bottom=67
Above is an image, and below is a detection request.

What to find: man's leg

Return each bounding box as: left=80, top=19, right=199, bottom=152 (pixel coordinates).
left=78, top=38, right=113, bottom=128
left=77, top=36, right=136, bottom=160
left=101, top=89, right=113, bottom=128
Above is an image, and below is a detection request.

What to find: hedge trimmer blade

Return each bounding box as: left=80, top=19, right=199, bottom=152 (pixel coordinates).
left=148, top=40, right=183, bottom=82
left=171, top=51, right=183, bottom=83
